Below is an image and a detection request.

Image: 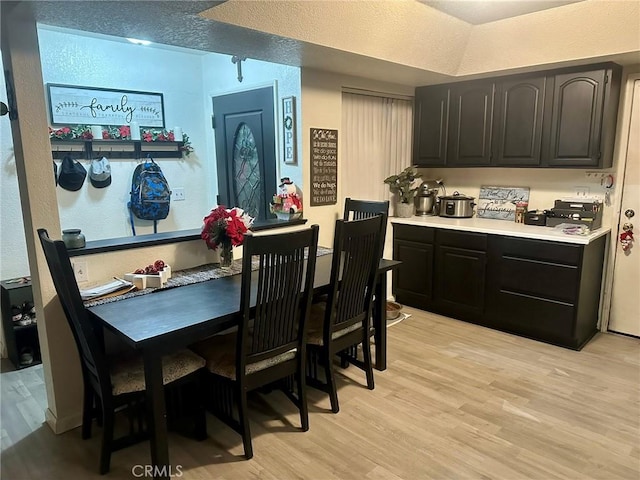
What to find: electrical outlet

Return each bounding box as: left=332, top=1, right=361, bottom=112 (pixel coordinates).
left=72, top=260, right=89, bottom=283
left=172, top=187, right=185, bottom=201
left=574, top=186, right=590, bottom=197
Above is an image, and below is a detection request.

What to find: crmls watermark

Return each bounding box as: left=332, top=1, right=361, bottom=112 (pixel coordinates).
left=131, top=465, right=183, bottom=478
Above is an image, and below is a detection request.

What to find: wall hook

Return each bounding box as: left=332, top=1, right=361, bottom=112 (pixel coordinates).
left=231, top=55, right=247, bottom=83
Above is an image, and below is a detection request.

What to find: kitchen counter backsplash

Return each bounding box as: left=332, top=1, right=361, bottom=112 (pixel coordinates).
left=391, top=215, right=609, bottom=245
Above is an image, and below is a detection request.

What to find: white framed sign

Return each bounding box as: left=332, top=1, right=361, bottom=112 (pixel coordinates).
left=282, top=96, right=297, bottom=164
left=47, top=84, right=165, bottom=127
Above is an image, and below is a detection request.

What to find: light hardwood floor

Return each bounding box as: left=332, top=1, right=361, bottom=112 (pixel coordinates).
left=2, top=307, right=639, bottom=479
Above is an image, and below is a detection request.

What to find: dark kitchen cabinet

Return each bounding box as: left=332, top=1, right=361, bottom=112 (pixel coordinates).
left=447, top=81, right=495, bottom=166
left=434, top=230, right=487, bottom=319
left=544, top=65, right=621, bottom=168
left=1, top=278, right=42, bottom=370
left=392, top=224, right=607, bottom=350
left=492, top=76, right=546, bottom=166
left=486, top=235, right=606, bottom=349
left=392, top=224, right=435, bottom=309
left=412, top=62, right=621, bottom=169
left=413, top=86, right=450, bottom=167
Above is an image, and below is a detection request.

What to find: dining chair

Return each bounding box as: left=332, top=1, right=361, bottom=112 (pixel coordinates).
left=190, top=225, right=319, bottom=459
left=341, top=198, right=389, bottom=366
left=305, top=215, right=383, bottom=413
left=37, top=229, right=207, bottom=474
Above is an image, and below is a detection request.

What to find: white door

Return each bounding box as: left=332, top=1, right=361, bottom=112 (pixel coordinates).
left=609, top=78, right=640, bottom=337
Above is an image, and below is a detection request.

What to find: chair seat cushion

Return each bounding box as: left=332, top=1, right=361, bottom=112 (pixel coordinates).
left=110, top=349, right=205, bottom=396
left=190, top=332, right=296, bottom=380
left=306, top=302, right=362, bottom=346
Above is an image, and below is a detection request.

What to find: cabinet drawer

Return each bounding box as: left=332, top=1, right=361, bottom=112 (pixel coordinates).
left=499, top=256, right=579, bottom=303
left=393, top=224, right=434, bottom=243
left=495, top=290, right=575, bottom=341
left=437, top=230, right=487, bottom=251
left=497, top=236, right=581, bottom=265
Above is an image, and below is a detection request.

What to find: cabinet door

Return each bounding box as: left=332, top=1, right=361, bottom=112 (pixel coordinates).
left=448, top=82, right=495, bottom=166
left=493, top=76, right=546, bottom=166
left=434, top=246, right=486, bottom=316
left=393, top=239, right=434, bottom=309
left=413, top=86, right=449, bottom=166
left=545, top=69, right=606, bottom=167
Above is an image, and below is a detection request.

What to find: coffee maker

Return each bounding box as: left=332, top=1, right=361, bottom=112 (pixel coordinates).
left=414, top=180, right=442, bottom=215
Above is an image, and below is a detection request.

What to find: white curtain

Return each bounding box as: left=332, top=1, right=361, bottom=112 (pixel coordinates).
left=341, top=92, right=413, bottom=205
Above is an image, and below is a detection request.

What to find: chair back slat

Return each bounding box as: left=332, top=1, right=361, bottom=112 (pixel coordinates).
left=325, top=217, right=382, bottom=339
left=343, top=197, right=389, bottom=257
left=37, top=229, right=111, bottom=397
left=239, top=226, right=319, bottom=368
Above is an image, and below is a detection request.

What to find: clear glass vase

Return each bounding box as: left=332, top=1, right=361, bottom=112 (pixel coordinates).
left=219, top=244, right=233, bottom=268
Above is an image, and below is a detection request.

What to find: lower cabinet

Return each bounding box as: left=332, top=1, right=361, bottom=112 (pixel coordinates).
left=434, top=230, right=487, bottom=320
left=392, top=224, right=434, bottom=309
left=486, top=235, right=606, bottom=349
left=392, top=226, right=607, bottom=350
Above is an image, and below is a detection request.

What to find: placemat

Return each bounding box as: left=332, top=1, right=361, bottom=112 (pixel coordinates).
left=85, top=246, right=332, bottom=307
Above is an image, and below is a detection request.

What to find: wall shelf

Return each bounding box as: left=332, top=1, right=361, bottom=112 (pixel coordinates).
left=51, top=139, right=185, bottom=160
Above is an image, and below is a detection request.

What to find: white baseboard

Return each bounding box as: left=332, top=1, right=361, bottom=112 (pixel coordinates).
left=45, top=408, right=82, bottom=434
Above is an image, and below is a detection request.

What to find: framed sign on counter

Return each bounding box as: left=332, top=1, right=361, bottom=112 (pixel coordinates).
left=310, top=128, right=338, bottom=206
left=47, top=84, right=165, bottom=127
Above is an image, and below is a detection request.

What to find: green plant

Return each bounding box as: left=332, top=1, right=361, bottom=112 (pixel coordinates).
left=384, top=166, right=422, bottom=204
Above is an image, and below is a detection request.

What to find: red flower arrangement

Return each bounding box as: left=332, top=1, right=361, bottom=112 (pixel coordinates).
left=201, top=206, right=254, bottom=251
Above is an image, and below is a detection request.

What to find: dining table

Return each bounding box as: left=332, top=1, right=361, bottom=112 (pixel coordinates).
left=86, top=254, right=400, bottom=479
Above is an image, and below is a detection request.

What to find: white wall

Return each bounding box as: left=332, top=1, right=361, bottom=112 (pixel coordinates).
left=201, top=54, right=303, bottom=198
left=38, top=26, right=212, bottom=240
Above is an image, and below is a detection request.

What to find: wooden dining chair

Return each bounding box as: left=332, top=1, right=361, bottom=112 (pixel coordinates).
left=305, top=216, right=383, bottom=413
left=343, top=197, right=389, bottom=249
left=37, top=229, right=207, bottom=474
left=190, top=225, right=319, bottom=459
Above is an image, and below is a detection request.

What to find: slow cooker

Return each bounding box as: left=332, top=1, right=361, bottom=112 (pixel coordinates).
left=438, top=192, right=476, bottom=218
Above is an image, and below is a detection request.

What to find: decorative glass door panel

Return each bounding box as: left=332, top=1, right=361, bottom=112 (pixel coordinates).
left=232, top=123, right=261, bottom=219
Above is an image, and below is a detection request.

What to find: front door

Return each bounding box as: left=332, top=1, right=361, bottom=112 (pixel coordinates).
left=213, top=86, right=277, bottom=221
left=609, top=78, right=640, bottom=337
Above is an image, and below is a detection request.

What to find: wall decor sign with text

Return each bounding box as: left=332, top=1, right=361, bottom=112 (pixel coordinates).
left=282, top=96, right=297, bottom=164
left=47, top=84, right=165, bottom=128
left=310, top=128, right=338, bottom=206
left=477, top=185, right=530, bottom=221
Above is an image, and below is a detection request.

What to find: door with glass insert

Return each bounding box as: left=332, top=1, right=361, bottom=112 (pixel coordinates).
left=213, top=86, right=277, bottom=220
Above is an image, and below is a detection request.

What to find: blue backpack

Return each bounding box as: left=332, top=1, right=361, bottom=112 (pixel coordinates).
left=128, top=157, right=171, bottom=235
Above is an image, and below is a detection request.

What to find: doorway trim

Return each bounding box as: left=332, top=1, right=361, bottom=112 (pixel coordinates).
left=600, top=72, right=640, bottom=332
left=207, top=80, right=280, bottom=208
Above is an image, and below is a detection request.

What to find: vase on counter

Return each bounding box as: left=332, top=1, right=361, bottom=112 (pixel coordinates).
left=395, top=201, right=414, bottom=218
left=219, top=243, right=233, bottom=268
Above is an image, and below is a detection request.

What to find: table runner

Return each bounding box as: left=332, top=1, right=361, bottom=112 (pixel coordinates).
left=85, top=246, right=332, bottom=307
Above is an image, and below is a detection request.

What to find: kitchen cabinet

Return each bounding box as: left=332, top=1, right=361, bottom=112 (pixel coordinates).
left=447, top=81, right=495, bottom=166
left=1, top=278, right=41, bottom=369
left=486, top=235, right=606, bottom=349
left=392, top=225, right=607, bottom=349
left=392, top=224, right=435, bottom=309
left=434, top=230, right=487, bottom=319
left=412, top=62, right=621, bottom=169
left=413, top=86, right=449, bottom=167
left=544, top=66, right=621, bottom=168
left=492, top=76, right=546, bottom=166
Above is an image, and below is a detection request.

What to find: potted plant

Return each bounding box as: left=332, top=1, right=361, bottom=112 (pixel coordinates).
left=384, top=166, right=422, bottom=217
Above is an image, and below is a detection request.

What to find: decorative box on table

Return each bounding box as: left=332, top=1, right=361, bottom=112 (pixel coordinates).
left=124, top=265, right=171, bottom=289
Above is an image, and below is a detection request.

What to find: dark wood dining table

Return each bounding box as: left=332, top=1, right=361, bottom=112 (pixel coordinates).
left=86, top=254, right=400, bottom=478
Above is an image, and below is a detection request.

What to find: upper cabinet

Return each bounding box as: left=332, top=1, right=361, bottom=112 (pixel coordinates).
left=413, top=62, right=622, bottom=169
left=545, top=67, right=620, bottom=168
left=414, top=86, right=449, bottom=167
left=447, top=81, right=495, bottom=166
left=493, top=76, right=546, bottom=166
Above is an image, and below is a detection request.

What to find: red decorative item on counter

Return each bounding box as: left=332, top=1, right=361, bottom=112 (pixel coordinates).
left=201, top=205, right=254, bottom=250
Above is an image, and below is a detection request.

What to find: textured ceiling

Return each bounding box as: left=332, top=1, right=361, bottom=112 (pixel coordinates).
left=419, top=0, right=584, bottom=25
left=14, top=0, right=639, bottom=88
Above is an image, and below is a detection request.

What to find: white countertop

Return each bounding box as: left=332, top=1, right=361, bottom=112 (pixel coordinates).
left=391, top=215, right=610, bottom=245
